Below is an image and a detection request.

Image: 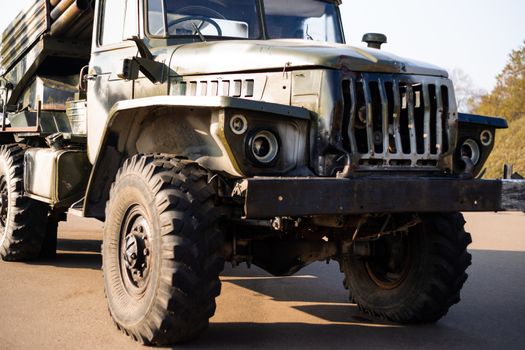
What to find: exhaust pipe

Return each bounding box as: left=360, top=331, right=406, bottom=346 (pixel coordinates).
left=50, top=0, right=61, bottom=6
left=50, top=0, right=90, bottom=36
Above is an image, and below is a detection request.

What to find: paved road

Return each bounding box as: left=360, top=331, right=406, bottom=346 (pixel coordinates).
left=1, top=213, right=524, bottom=349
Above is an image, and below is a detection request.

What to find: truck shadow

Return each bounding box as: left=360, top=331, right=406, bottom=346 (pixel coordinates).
left=55, top=237, right=102, bottom=270
left=194, top=249, right=525, bottom=350
left=28, top=238, right=102, bottom=270
left=220, top=263, right=348, bottom=304
left=51, top=251, right=101, bottom=270
left=58, top=238, right=102, bottom=254
left=189, top=321, right=483, bottom=350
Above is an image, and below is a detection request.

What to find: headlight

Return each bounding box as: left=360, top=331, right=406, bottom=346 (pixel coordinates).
left=460, top=139, right=480, bottom=165
left=480, top=129, right=493, bottom=147
left=247, top=130, right=279, bottom=165
left=230, top=114, right=248, bottom=135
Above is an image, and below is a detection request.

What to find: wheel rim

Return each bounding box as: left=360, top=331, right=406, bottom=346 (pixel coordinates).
left=119, top=205, right=153, bottom=297
left=364, top=234, right=412, bottom=290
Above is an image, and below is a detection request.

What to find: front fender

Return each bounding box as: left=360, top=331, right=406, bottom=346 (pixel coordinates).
left=83, top=96, right=309, bottom=219
left=454, top=113, right=508, bottom=176
left=457, top=113, right=508, bottom=129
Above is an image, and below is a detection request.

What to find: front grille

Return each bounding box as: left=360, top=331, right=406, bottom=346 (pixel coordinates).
left=342, top=74, right=455, bottom=168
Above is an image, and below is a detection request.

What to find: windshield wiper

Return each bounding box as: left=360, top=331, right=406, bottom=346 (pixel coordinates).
left=305, top=25, right=314, bottom=40
left=192, top=22, right=207, bottom=42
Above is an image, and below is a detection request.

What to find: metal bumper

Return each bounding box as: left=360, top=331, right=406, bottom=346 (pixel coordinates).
left=243, top=177, right=525, bottom=219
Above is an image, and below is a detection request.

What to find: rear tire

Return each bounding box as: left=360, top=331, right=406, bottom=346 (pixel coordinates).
left=341, top=213, right=472, bottom=323
left=103, top=155, right=224, bottom=345
left=0, top=144, right=49, bottom=261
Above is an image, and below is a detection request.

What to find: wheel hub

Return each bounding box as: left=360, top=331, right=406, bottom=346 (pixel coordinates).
left=365, top=233, right=412, bottom=290
left=124, top=234, right=144, bottom=270
left=120, top=210, right=152, bottom=291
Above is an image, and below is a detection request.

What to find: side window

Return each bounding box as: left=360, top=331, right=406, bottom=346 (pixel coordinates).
left=148, top=0, right=165, bottom=36
left=123, top=0, right=139, bottom=39
left=99, top=0, right=127, bottom=46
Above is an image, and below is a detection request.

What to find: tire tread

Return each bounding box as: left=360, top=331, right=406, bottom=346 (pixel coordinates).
left=104, top=154, right=224, bottom=345
left=343, top=213, right=472, bottom=324
left=0, top=144, right=49, bottom=261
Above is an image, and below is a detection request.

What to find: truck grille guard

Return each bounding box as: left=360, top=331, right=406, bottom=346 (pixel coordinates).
left=341, top=73, right=457, bottom=169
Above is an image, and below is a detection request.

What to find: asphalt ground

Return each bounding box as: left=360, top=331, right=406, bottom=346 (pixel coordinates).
left=0, top=212, right=524, bottom=350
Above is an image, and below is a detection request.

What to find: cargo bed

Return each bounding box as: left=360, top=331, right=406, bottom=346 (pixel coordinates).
left=0, top=0, right=94, bottom=87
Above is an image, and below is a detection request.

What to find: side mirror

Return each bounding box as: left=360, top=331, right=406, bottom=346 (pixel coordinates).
left=362, top=33, right=387, bottom=49
left=127, top=36, right=154, bottom=60
left=118, top=58, right=140, bottom=81
left=118, top=36, right=165, bottom=84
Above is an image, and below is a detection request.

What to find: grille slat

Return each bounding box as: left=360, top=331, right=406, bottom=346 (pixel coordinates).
left=406, top=84, right=417, bottom=155
left=436, top=87, right=444, bottom=154
left=342, top=74, right=453, bottom=168
left=392, top=80, right=403, bottom=154
left=362, top=81, right=375, bottom=154
left=379, top=79, right=389, bottom=156
left=423, top=83, right=431, bottom=155
left=440, top=86, right=450, bottom=153
left=348, top=79, right=359, bottom=154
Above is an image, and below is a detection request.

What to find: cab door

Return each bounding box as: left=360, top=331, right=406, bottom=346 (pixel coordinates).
left=86, top=0, right=139, bottom=164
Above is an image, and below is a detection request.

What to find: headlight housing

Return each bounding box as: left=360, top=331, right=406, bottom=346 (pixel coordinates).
left=454, top=113, right=507, bottom=177
left=218, top=108, right=308, bottom=176
left=247, top=130, right=280, bottom=166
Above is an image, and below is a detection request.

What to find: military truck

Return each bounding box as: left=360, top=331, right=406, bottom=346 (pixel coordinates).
left=1, top=0, right=524, bottom=345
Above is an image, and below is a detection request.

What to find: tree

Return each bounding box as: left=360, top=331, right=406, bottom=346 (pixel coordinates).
left=449, top=68, right=485, bottom=113
left=483, top=117, right=525, bottom=178
left=474, top=40, right=525, bottom=178
left=475, top=40, right=525, bottom=121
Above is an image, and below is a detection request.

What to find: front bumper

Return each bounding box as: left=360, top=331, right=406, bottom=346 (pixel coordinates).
left=243, top=177, right=525, bottom=219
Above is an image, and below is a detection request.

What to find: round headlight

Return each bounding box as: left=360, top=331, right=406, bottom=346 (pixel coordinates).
left=460, top=139, right=480, bottom=165
left=249, top=130, right=279, bottom=165
left=230, top=114, right=248, bottom=135
left=480, top=130, right=493, bottom=147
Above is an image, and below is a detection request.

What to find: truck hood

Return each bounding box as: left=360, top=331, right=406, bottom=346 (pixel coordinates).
left=168, top=39, right=448, bottom=77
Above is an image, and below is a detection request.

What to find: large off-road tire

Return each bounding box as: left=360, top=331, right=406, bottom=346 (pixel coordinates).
left=0, top=144, right=49, bottom=261
left=103, top=155, right=224, bottom=345
left=341, top=213, right=472, bottom=323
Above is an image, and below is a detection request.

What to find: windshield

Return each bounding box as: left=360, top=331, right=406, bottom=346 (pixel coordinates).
left=147, top=0, right=261, bottom=39
left=264, top=0, right=343, bottom=43
left=147, top=0, right=344, bottom=43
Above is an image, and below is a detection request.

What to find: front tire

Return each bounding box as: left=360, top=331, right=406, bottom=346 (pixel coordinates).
left=103, top=155, right=224, bottom=345
left=341, top=213, right=472, bottom=323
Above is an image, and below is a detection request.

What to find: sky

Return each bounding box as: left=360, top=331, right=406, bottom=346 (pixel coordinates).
left=1, top=0, right=524, bottom=92
left=339, top=0, right=525, bottom=93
